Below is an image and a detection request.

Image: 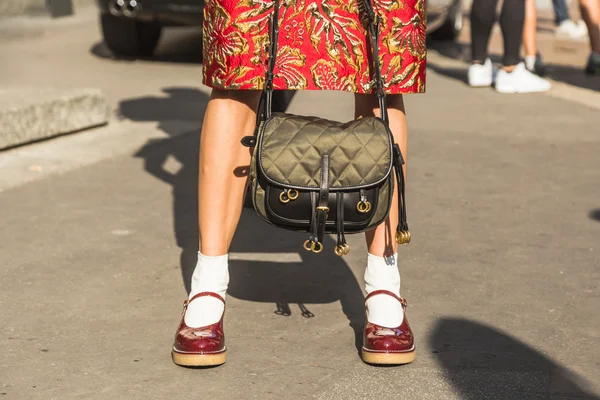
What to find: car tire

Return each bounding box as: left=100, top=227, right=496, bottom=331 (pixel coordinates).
left=431, top=1, right=463, bottom=41
left=100, top=13, right=162, bottom=57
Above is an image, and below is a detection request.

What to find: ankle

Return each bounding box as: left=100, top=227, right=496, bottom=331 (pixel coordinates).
left=364, top=253, right=400, bottom=296
left=189, top=251, right=229, bottom=299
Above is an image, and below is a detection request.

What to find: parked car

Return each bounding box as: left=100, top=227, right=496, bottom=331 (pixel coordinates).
left=95, top=0, right=463, bottom=58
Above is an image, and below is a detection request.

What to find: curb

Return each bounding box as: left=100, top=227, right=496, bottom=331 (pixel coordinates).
left=0, top=87, right=110, bottom=150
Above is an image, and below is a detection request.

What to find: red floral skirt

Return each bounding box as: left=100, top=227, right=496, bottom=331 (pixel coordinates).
left=202, top=0, right=426, bottom=94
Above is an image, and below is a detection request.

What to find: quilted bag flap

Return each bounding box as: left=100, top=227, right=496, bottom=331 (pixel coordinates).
left=258, top=113, right=393, bottom=190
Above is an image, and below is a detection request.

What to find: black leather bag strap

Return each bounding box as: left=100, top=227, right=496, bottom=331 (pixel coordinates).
left=360, top=0, right=388, bottom=122
left=258, top=0, right=387, bottom=123
left=258, top=0, right=281, bottom=122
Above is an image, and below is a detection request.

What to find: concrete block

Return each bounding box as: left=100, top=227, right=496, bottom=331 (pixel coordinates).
left=0, top=0, right=92, bottom=17
left=0, top=87, right=110, bottom=150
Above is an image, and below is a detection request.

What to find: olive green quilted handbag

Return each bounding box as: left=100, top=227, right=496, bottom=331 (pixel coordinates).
left=242, top=0, right=410, bottom=256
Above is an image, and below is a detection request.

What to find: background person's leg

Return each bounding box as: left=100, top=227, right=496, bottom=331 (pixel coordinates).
left=523, top=0, right=547, bottom=75
left=580, top=0, right=600, bottom=74
left=553, top=0, right=571, bottom=24
left=495, top=0, right=551, bottom=92
left=470, top=0, right=500, bottom=63
left=468, top=0, right=499, bottom=86
left=554, top=0, right=588, bottom=38
left=499, top=0, right=526, bottom=68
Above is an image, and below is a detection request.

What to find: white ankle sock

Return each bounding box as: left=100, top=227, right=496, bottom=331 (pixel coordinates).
left=525, top=55, right=536, bottom=72
left=364, top=253, right=404, bottom=328
left=184, top=252, right=229, bottom=328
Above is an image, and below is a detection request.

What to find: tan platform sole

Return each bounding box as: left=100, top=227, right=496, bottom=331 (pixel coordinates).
left=361, top=348, right=416, bottom=365
left=172, top=350, right=227, bottom=367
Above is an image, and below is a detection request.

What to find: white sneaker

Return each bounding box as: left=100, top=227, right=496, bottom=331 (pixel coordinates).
left=577, top=20, right=588, bottom=37
left=468, top=58, right=493, bottom=87
left=495, top=63, right=552, bottom=93
left=555, top=19, right=587, bottom=39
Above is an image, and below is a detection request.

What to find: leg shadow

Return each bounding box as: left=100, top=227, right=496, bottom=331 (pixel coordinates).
left=430, top=318, right=600, bottom=399
left=589, top=208, right=600, bottom=222
left=224, top=209, right=365, bottom=352
left=128, top=87, right=362, bottom=350
left=177, top=207, right=365, bottom=353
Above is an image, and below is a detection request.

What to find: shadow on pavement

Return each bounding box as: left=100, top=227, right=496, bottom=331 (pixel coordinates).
left=123, top=86, right=364, bottom=352
left=430, top=318, right=600, bottom=399
left=428, top=41, right=600, bottom=92
left=90, top=27, right=204, bottom=64
left=589, top=208, right=600, bottom=222
left=226, top=212, right=366, bottom=352
left=120, top=87, right=207, bottom=123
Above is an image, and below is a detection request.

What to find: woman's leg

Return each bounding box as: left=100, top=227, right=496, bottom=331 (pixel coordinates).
left=355, top=94, right=407, bottom=259
left=499, top=0, right=526, bottom=69
left=468, top=0, right=499, bottom=87
left=495, top=0, right=551, bottom=92
left=553, top=0, right=571, bottom=25
left=523, top=0, right=547, bottom=75
left=580, top=0, right=600, bottom=53
left=523, top=0, right=538, bottom=59
left=355, top=93, right=407, bottom=328
left=470, top=0, right=500, bottom=64
left=185, top=89, right=261, bottom=328
left=198, top=89, right=260, bottom=255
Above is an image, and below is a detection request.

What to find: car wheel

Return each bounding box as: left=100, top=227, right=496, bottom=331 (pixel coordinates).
left=431, top=1, right=463, bottom=41
left=100, top=13, right=162, bottom=57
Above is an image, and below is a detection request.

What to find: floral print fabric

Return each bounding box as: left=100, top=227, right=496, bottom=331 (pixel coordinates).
left=202, top=0, right=426, bottom=94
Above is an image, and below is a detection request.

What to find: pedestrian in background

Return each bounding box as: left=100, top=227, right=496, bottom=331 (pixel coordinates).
left=524, top=0, right=599, bottom=75
left=553, top=0, right=588, bottom=38
left=468, top=0, right=552, bottom=92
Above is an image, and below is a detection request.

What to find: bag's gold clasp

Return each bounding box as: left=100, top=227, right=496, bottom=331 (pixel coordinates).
left=280, top=189, right=299, bottom=204
left=395, top=230, right=411, bottom=244
left=356, top=200, right=372, bottom=214
left=303, top=240, right=323, bottom=253
left=334, top=244, right=351, bottom=257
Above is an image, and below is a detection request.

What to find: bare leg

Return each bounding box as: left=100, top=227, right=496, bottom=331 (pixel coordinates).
left=355, top=94, right=407, bottom=258
left=198, top=89, right=261, bottom=256
left=580, top=0, right=600, bottom=53
left=524, top=0, right=538, bottom=57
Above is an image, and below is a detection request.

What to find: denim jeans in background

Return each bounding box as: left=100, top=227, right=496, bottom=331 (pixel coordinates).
left=553, top=0, right=571, bottom=25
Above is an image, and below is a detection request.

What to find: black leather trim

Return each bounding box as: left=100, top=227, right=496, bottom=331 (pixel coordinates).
left=263, top=184, right=384, bottom=232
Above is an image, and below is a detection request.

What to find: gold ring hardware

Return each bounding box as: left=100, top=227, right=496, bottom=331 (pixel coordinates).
left=334, top=244, right=351, bottom=257
left=279, top=191, right=290, bottom=204
left=312, top=241, right=323, bottom=253
left=316, top=206, right=330, bottom=212
left=341, top=244, right=351, bottom=255
left=395, top=230, right=412, bottom=244
left=357, top=201, right=372, bottom=214
left=287, top=189, right=299, bottom=200
left=303, top=240, right=313, bottom=251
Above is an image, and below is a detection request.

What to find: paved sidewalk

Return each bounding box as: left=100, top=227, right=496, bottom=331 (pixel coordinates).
left=1, top=10, right=600, bottom=400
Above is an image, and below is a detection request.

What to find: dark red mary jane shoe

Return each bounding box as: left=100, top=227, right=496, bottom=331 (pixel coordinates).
left=172, top=292, right=226, bottom=367
left=361, top=289, right=416, bottom=365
